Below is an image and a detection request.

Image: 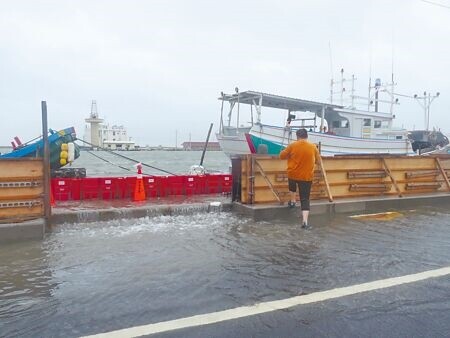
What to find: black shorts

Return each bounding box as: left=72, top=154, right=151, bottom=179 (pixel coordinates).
left=288, top=179, right=312, bottom=211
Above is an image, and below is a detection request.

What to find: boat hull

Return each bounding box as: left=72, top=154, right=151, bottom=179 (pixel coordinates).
left=216, top=132, right=252, bottom=157
left=0, top=127, right=80, bottom=169
left=249, top=124, right=415, bottom=155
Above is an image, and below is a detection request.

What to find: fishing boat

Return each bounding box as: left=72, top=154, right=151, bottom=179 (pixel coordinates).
left=0, top=127, right=81, bottom=169
left=217, top=89, right=414, bottom=156
left=216, top=90, right=253, bottom=156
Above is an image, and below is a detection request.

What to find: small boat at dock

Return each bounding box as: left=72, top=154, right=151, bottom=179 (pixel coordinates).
left=217, top=90, right=414, bottom=156
left=0, top=127, right=80, bottom=169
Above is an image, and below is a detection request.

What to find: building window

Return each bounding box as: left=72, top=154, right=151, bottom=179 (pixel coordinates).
left=363, top=119, right=371, bottom=126
left=374, top=121, right=381, bottom=128
left=396, top=136, right=402, bottom=139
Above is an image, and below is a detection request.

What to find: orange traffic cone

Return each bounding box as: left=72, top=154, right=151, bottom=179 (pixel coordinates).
left=50, top=189, right=55, bottom=207
left=133, top=163, right=146, bottom=202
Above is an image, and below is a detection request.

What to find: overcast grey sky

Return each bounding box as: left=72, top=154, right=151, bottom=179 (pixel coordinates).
left=0, top=0, right=449, bottom=146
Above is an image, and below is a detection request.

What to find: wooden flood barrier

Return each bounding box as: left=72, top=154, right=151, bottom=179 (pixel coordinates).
left=0, top=158, right=44, bottom=223
left=238, top=154, right=450, bottom=204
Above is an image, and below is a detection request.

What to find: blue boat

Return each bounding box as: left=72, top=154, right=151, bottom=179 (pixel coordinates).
left=0, top=127, right=80, bottom=169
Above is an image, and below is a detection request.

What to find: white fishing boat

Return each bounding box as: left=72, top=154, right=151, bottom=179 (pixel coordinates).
left=216, top=90, right=254, bottom=156
left=217, top=88, right=414, bottom=156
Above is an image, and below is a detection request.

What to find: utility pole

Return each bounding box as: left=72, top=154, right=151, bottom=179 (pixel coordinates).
left=41, top=101, right=51, bottom=229
left=175, top=130, right=178, bottom=150
left=413, top=91, right=440, bottom=131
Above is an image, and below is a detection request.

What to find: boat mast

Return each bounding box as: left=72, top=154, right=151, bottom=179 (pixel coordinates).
left=220, top=92, right=224, bottom=133
left=236, top=87, right=240, bottom=131
left=257, top=94, right=262, bottom=124
left=351, top=74, right=356, bottom=109
left=328, top=42, right=334, bottom=104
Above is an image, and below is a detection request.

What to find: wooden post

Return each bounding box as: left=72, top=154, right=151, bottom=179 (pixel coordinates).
left=435, top=157, right=450, bottom=192
left=381, top=157, right=402, bottom=197
left=200, top=123, right=213, bottom=166
left=255, top=159, right=282, bottom=204
left=247, top=155, right=254, bottom=204
left=42, top=101, right=51, bottom=227
left=318, top=156, right=333, bottom=202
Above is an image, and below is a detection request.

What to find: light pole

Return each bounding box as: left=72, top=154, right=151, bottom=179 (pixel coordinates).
left=413, top=91, right=440, bottom=131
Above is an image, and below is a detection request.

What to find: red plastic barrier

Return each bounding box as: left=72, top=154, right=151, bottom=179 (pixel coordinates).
left=222, top=174, right=232, bottom=193
left=80, top=177, right=100, bottom=200
left=204, top=175, right=221, bottom=194
left=166, top=176, right=186, bottom=195
left=52, top=178, right=72, bottom=201
left=71, top=179, right=82, bottom=200
left=112, top=177, right=128, bottom=199
left=50, top=174, right=233, bottom=201
left=125, top=177, right=137, bottom=199
left=144, top=175, right=166, bottom=198
left=99, top=177, right=115, bottom=200
left=185, top=176, right=204, bottom=195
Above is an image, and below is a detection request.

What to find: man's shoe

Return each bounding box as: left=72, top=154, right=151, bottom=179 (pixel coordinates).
left=301, top=222, right=309, bottom=229
left=288, top=201, right=296, bottom=208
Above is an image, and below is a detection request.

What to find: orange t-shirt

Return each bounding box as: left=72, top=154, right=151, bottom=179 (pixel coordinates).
left=279, top=139, right=320, bottom=181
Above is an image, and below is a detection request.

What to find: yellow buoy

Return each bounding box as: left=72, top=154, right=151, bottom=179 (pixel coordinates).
left=61, top=143, right=68, bottom=151
left=60, top=158, right=67, bottom=166
left=60, top=150, right=68, bottom=159
left=350, top=211, right=403, bottom=221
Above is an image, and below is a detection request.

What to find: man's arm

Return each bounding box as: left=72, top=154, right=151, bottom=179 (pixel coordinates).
left=279, top=144, right=291, bottom=159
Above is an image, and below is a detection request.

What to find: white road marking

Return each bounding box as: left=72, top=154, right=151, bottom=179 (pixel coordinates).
left=82, top=266, right=450, bottom=338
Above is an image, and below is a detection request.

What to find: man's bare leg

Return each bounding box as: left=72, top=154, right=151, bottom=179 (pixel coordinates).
left=302, top=210, right=310, bottom=227
left=290, top=191, right=296, bottom=204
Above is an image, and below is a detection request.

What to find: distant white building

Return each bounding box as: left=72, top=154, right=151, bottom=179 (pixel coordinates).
left=84, top=101, right=136, bottom=150
left=84, top=124, right=136, bottom=150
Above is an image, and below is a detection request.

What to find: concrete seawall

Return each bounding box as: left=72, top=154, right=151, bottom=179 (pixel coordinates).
left=0, top=219, right=45, bottom=243
left=233, top=193, right=450, bottom=221
left=50, top=202, right=233, bottom=226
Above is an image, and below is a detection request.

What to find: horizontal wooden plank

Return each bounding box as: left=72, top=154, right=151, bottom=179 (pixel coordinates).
left=241, top=154, right=450, bottom=205
left=348, top=171, right=387, bottom=179
left=0, top=205, right=43, bottom=219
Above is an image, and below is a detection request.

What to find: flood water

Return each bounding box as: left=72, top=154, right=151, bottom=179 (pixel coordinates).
left=73, top=150, right=231, bottom=176
left=1, top=205, right=450, bottom=337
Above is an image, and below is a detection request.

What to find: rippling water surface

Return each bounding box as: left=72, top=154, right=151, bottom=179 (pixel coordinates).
left=1, top=206, right=450, bottom=337
left=73, top=150, right=231, bottom=176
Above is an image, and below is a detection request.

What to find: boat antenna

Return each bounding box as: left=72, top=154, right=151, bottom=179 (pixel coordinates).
left=390, top=29, right=395, bottom=115
left=368, top=44, right=373, bottom=111
left=328, top=41, right=334, bottom=104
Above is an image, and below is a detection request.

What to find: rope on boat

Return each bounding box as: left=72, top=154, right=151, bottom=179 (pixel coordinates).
left=76, top=139, right=177, bottom=176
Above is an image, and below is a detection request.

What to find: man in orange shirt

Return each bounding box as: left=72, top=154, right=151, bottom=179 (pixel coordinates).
left=279, top=128, right=320, bottom=228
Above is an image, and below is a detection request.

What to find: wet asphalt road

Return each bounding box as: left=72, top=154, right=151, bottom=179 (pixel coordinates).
left=1, top=206, right=449, bottom=337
